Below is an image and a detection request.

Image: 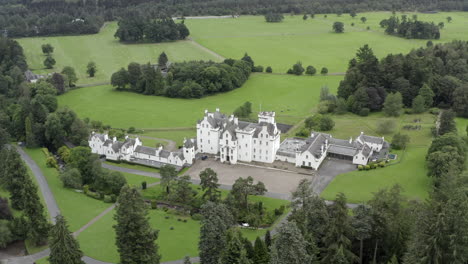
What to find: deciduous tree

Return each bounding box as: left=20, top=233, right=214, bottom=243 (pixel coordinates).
left=199, top=168, right=221, bottom=202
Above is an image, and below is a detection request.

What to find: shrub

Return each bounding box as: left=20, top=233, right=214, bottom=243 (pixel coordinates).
left=265, top=66, right=272, bottom=73
left=429, top=108, right=440, bottom=115
left=141, top=181, right=147, bottom=190
left=151, top=200, right=158, bottom=209
left=127, top=126, right=136, bottom=133
left=46, top=156, right=58, bottom=168
left=83, top=185, right=89, bottom=194
left=379, top=161, right=386, bottom=167
left=60, top=168, right=82, bottom=189
left=318, top=116, right=335, bottom=131
left=170, top=227, right=174, bottom=230
left=57, top=146, right=71, bottom=163
left=177, top=218, right=182, bottom=221
left=103, top=195, right=113, bottom=203
left=183, top=219, right=187, bottom=223
left=110, top=194, right=117, bottom=202
left=376, top=120, right=396, bottom=134
left=191, top=213, right=203, bottom=221
left=391, top=133, right=410, bottom=150
left=359, top=108, right=370, bottom=116
left=370, top=163, right=377, bottom=169
left=295, top=128, right=310, bottom=137
left=364, top=165, right=371, bottom=170
left=288, top=62, right=305, bottom=75
left=306, top=65, right=316, bottom=75
left=358, top=165, right=364, bottom=170
left=86, top=191, right=102, bottom=200
left=253, top=65, right=264, bottom=72
left=165, top=215, right=170, bottom=219
left=320, top=67, right=328, bottom=75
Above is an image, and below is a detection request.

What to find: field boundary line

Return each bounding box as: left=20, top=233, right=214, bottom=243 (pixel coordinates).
left=187, top=38, right=225, bottom=61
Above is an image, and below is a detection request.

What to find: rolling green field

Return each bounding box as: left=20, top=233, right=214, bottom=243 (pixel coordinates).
left=187, top=12, right=468, bottom=73
left=17, top=22, right=221, bottom=85
left=58, top=74, right=342, bottom=133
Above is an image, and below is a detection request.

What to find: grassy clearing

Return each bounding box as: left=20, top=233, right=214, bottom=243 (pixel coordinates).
left=17, top=22, right=221, bottom=85
left=320, top=112, right=435, bottom=203
left=78, top=183, right=288, bottom=262
left=140, top=130, right=196, bottom=147
left=58, top=74, right=342, bottom=140
left=104, top=160, right=160, bottom=174
left=187, top=12, right=468, bottom=73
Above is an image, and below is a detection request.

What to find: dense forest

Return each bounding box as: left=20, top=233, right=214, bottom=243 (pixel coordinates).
left=111, top=53, right=253, bottom=98
left=2, top=0, right=468, bottom=37
left=380, top=15, right=441, bottom=39
left=336, top=41, right=468, bottom=117
left=114, top=15, right=190, bottom=43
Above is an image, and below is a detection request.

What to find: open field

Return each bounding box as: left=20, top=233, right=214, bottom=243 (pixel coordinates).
left=77, top=183, right=289, bottom=262
left=17, top=22, right=221, bottom=85
left=187, top=12, right=468, bottom=73
left=58, top=74, right=342, bottom=139
left=321, top=112, right=436, bottom=203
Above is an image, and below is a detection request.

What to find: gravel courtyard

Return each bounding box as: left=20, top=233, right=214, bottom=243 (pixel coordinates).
left=186, top=159, right=312, bottom=200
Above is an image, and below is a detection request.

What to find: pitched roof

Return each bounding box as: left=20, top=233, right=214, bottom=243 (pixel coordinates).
left=300, top=132, right=330, bottom=158
left=359, top=134, right=384, bottom=145
left=135, top=145, right=156, bottom=155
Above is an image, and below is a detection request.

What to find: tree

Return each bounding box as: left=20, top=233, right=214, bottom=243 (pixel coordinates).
left=264, top=230, right=272, bottom=250
left=114, top=185, right=160, bottom=264
left=23, top=177, right=50, bottom=246
left=333, top=22, right=344, bottom=33
left=169, top=175, right=195, bottom=204
left=95, top=171, right=127, bottom=195
left=438, top=22, right=445, bottom=29
left=438, top=110, right=456, bottom=136
left=376, top=119, right=396, bottom=134
left=199, top=202, right=234, bottom=264
left=241, top=53, right=254, bottom=68
left=44, top=56, right=56, bottom=69
left=252, top=237, right=269, bottom=264
left=2, top=150, right=28, bottom=210
left=44, top=113, right=65, bottom=148
left=291, top=178, right=314, bottom=210
left=86, top=61, right=97, bottom=77
left=61, top=66, right=78, bottom=87
left=49, top=73, right=67, bottom=94
left=453, top=85, right=468, bottom=117
left=160, top=165, right=178, bottom=194
left=265, top=66, right=272, bottom=73
left=264, top=13, right=284, bottom=23
left=25, top=115, right=36, bottom=147
left=303, top=14, right=308, bottom=20
left=111, top=68, right=130, bottom=89
left=158, top=52, right=168, bottom=68
left=418, top=84, right=434, bottom=108
left=306, top=66, right=316, bottom=75
left=183, top=256, right=191, bottom=264
left=319, top=116, right=335, bottom=131
left=383, top=92, right=403, bottom=117
left=199, top=168, right=221, bottom=202
left=48, top=215, right=84, bottom=264
left=269, top=222, right=310, bottom=264
left=447, top=16, right=452, bottom=23
left=350, top=11, right=357, bottom=18
left=220, top=230, right=251, bottom=264
left=230, top=176, right=267, bottom=211
left=391, top=133, right=410, bottom=150
left=361, top=17, right=367, bottom=23
left=42, top=43, right=54, bottom=55
left=288, top=62, right=304, bottom=75
left=0, top=220, right=12, bottom=248
left=60, top=168, right=82, bottom=189
left=426, top=148, right=462, bottom=178
left=322, top=193, right=356, bottom=264
left=321, top=67, right=328, bottom=75
left=412, top=95, right=425, bottom=113
left=352, top=205, right=374, bottom=264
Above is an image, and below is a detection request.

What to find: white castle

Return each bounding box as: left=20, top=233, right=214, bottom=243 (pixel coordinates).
left=89, top=108, right=389, bottom=170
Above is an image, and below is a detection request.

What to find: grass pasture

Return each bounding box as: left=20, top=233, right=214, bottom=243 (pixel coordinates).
left=58, top=74, right=342, bottom=140
left=17, top=22, right=221, bottom=85
left=187, top=12, right=468, bottom=73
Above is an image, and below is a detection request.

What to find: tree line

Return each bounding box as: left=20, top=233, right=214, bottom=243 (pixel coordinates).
left=2, top=0, right=468, bottom=37
left=334, top=42, right=468, bottom=117
left=111, top=53, right=253, bottom=98
left=380, top=15, right=441, bottom=39
left=114, top=14, right=189, bottom=43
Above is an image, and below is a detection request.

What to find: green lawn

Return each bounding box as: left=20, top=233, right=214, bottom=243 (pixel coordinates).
left=23, top=148, right=159, bottom=231
left=17, top=22, right=221, bottom=85
left=120, top=171, right=159, bottom=186
left=78, top=182, right=289, bottom=262
left=456, top=117, right=468, bottom=135
left=58, top=74, right=342, bottom=139
left=104, top=160, right=160, bottom=174
left=187, top=12, right=468, bottom=73
left=320, top=112, right=436, bottom=203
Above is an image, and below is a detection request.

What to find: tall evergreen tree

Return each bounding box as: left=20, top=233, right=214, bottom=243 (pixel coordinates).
left=49, top=215, right=84, bottom=264
left=418, top=83, right=434, bottom=108
left=269, top=221, right=310, bottom=264
left=23, top=177, right=50, bottom=245
left=114, top=185, right=160, bottom=264
left=253, top=236, right=269, bottom=264
left=199, top=168, right=221, bottom=202
left=158, top=52, right=168, bottom=67
left=25, top=114, right=36, bottom=147
left=412, top=95, right=426, bottom=113
left=183, top=256, right=191, bottom=264
left=352, top=205, right=374, bottom=264
left=199, top=202, right=234, bottom=264
left=264, top=230, right=272, bottom=250
left=220, top=230, right=251, bottom=264
left=3, top=149, right=28, bottom=210
left=322, top=193, right=356, bottom=264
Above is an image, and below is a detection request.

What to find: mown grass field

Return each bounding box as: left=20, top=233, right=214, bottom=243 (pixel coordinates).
left=187, top=12, right=468, bottom=73
left=77, top=182, right=289, bottom=262
left=58, top=74, right=342, bottom=133
left=321, top=112, right=438, bottom=203
left=17, top=22, right=221, bottom=85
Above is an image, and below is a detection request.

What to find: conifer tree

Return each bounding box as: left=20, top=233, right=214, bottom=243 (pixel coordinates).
left=158, top=52, right=168, bottom=67
left=264, top=230, right=272, bottom=250
left=269, top=222, right=310, bottom=264
left=114, top=185, right=160, bottom=264
left=418, top=83, right=434, bottom=108
left=3, top=149, right=28, bottom=210
left=183, top=256, right=191, bottom=264
left=220, top=230, right=251, bottom=264
left=253, top=237, right=269, bottom=264
left=23, top=178, right=50, bottom=245
left=322, top=193, right=356, bottom=263
left=49, top=215, right=84, bottom=264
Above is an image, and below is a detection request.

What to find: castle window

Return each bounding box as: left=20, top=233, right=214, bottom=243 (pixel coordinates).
left=254, top=140, right=256, bottom=144
left=208, top=132, right=210, bottom=136
left=306, top=155, right=308, bottom=159
left=226, top=140, right=228, bottom=145
left=200, top=139, right=203, bottom=143
left=266, top=142, right=268, bottom=146
left=208, top=140, right=210, bottom=144
left=242, top=135, right=244, bottom=139
left=254, top=148, right=256, bottom=153
left=308, top=162, right=311, bottom=166
left=245, top=144, right=247, bottom=147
